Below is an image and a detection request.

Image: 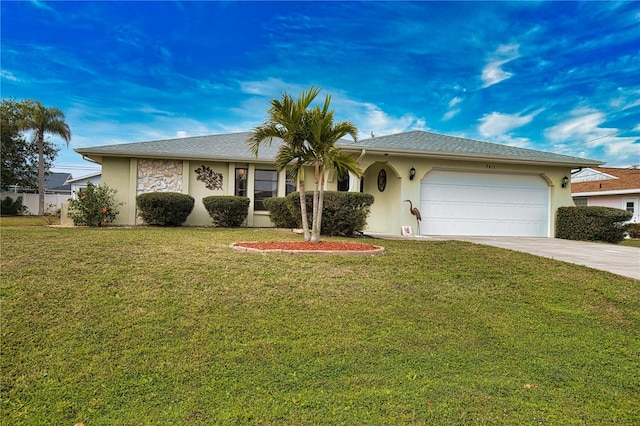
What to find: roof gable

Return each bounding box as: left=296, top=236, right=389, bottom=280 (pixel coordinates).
left=571, top=168, right=618, bottom=183
left=45, top=173, right=72, bottom=191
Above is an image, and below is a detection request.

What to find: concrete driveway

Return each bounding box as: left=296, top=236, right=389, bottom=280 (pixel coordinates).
left=434, top=236, right=640, bottom=280
left=366, top=233, right=639, bottom=280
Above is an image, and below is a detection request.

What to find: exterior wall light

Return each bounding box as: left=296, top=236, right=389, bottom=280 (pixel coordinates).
left=561, top=176, right=569, bottom=188
left=409, top=167, right=416, bottom=180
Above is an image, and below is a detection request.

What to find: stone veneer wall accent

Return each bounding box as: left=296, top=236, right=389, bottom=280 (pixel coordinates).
left=136, top=159, right=184, bottom=224
left=136, top=159, right=183, bottom=194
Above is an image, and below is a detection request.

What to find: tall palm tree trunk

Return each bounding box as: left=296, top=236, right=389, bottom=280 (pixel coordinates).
left=37, top=131, right=45, bottom=216
left=311, top=162, right=321, bottom=243
left=314, top=166, right=327, bottom=241
left=298, top=177, right=311, bottom=241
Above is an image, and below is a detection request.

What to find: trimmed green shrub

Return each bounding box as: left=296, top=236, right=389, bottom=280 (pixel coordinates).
left=627, top=223, right=640, bottom=239
left=556, top=206, right=631, bottom=243
left=286, top=191, right=375, bottom=236
left=263, top=197, right=298, bottom=228
left=68, top=182, right=121, bottom=226
left=1, top=196, right=25, bottom=216
left=136, top=192, right=194, bottom=226
left=202, top=196, right=250, bottom=227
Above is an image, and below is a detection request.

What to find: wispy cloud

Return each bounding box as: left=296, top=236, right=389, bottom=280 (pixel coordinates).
left=0, top=70, right=19, bottom=82
left=30, top=0, right=54, bottom=12
left=478, top=109, right=540, bottom=138
left=545, top=108, right=640, bottom=164
left=481, top=43, right=520, bottom=88
left=442, top=96, right=463, bottom=121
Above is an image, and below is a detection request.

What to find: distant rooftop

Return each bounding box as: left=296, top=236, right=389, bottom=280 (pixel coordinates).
left=572, top=167, right=640, bottom=193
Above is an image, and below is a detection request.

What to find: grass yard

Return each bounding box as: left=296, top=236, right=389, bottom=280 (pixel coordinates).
left=1, top=224, right=638, bottom=425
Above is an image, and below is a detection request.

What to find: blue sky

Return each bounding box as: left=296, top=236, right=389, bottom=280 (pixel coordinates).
left=2, top=1, right=639, bottom=177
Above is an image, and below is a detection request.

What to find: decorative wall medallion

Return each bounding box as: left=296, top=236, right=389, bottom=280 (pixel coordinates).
left=377, top=169, right=387, bottom=192
left=195, top=165, right=223, bottom=190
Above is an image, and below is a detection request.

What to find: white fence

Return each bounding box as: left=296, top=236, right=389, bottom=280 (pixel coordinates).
left=0, top=192, right=71, bottom=215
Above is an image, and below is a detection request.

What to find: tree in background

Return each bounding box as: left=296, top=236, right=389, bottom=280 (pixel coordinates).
left=1, top=99, right=59, bottom=191
left=18, top=100, right=71, bottom=215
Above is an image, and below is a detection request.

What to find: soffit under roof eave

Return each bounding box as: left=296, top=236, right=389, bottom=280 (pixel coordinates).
left=340, top=146, right=603, bottom=168
left=572, top=189, right=640, bottom=197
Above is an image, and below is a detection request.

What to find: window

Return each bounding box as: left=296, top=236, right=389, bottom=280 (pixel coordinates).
left=235, top=168, right=248, bottom=197
left=285, top=174, right=296, bottom=196
left=573, top=197, right=588, bottom=207
left=337, top=173, right=349, bottom=192
left=254, top=169, right=278, bottom=210
left=626, top=201, right=635, bottom=215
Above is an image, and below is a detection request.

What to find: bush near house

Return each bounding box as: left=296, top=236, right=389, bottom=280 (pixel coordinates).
left=627, top=223, right=640, bottom=239
left=556, top=206, right=631, bottom=243
left=67, top=182, right=120, bottom=227
left=202, top=196, right=250, bottom=227
left=136, top=192, right=195, bottom=226
left=284, top=191, right=375, bottom=236
left=263, top=197, right=298, bottom=229
left=0, top=196, right=25, bottom=216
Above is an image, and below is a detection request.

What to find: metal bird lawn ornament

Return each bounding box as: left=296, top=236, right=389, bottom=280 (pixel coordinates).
left=403, top=199, right=422, bottom=235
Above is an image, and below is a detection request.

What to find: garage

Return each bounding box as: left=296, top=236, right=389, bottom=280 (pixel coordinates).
left=420, top=170, right=550, bottom=237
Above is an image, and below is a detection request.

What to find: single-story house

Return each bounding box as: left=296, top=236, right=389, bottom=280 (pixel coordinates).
left=65, top=172, right=102, bottom=199
left=571, top=167, right=639, bottom=223
left=74, top=130, right=602, bottom=237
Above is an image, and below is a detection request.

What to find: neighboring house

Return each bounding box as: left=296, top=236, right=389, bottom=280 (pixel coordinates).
left=571, top=167, right=640, bottom=223
left=65, top=172, right=102, bottom=198
left=0, top=172, right=72, bottom=215
left=74, top=130, right=602, bottom=237
left=44, top=172, right=73, bottom=195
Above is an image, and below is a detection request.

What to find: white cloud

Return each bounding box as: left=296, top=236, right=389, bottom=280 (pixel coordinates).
left=239, top=78, right=297, bottom=97
left=448, top=96, right=463, bottom=108
left=30, top=0, right=55, bottom=12
left=481, top=43, right=520, bottom=88
left=544, top=109, right=606, bottom=143
left=478, top=110, right=539, bottom=138
left=0, top=70, right=19, bottom=82
left=545, top=108, right=640, bottom=163
left=346, top=101, right=428, bottom=139
left=442, top=109, right=460, bottom=121
left=442, top=96, right=463, bottom=121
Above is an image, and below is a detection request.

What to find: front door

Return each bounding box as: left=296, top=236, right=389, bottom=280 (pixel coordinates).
left=623, top=197, right=638, bottom=223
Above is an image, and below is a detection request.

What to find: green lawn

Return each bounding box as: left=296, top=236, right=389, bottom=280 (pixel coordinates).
left=1, top=224, right=638, bottom=425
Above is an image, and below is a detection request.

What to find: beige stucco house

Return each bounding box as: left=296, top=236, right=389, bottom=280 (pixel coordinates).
left=74, top=130, right=602, bottom=237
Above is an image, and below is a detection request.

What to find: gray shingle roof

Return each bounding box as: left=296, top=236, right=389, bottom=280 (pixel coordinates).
left=76, top=132, right=279, bottom=163
left=45, top=172, right=72, bottom=191
left=75, top=130, right=602, bottom=167
left=337, top=130, right=602, bottom=166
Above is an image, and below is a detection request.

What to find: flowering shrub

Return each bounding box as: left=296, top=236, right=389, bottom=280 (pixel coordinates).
left=67, top=182, right=121, bottom=226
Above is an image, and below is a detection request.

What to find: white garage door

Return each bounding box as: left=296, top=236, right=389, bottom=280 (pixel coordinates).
left=420, top=170, right=549, bottom=237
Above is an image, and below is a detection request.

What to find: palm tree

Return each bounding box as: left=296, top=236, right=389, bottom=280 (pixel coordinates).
left=249, top=87, right=320, bottom=241
left=306, top=95, right=361, bottom=242
left=21, top=100, right=71, bottom=215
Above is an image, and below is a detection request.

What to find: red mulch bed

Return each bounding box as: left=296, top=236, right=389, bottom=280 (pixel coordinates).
left=234, top=241, right=380, bottom=251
